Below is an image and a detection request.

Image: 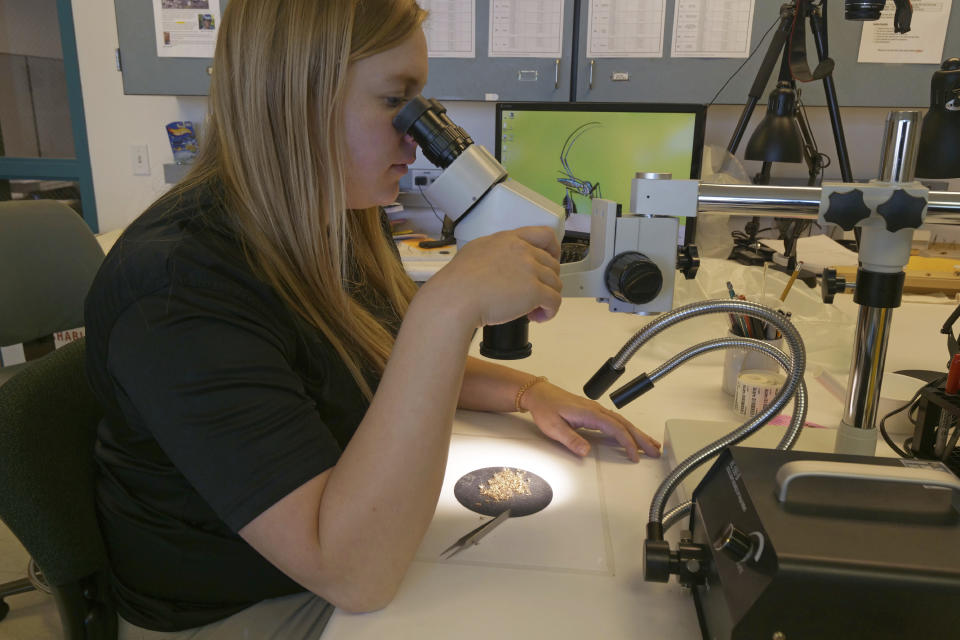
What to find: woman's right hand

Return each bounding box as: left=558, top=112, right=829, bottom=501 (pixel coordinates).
left=420, top=226, right=562, bottom=328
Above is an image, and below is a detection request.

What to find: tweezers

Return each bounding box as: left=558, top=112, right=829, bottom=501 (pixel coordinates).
left=440, top=508, right=512, bottom=559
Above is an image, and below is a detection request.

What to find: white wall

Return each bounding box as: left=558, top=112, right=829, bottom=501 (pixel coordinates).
left=70, top=0, right=923, bottom=233
left=72, top=0, right=206, bottom=232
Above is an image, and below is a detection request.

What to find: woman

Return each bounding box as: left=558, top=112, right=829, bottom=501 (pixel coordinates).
left=85, top=1, right=661, bottom=637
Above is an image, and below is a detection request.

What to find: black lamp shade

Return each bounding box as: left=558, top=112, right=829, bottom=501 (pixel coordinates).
left=916, top=58, right=960, bottom=179
left=745, top=82, right=804, bottom=163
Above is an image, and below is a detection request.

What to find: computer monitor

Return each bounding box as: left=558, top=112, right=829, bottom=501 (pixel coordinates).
left=495, top=102, right=706, bottom=240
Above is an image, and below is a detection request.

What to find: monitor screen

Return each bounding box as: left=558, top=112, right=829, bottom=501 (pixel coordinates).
left=495, top=102, right=706, bottom=231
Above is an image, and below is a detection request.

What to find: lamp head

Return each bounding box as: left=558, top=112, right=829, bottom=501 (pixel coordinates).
left=745, top=82, right=804, bottom=164
left=916, top=58, right=960, bottom=179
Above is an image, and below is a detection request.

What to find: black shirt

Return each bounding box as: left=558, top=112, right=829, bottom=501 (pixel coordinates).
left=84, top=186, right=393, bottom=630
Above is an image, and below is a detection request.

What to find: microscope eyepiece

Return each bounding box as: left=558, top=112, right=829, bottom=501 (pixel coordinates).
left=392, top=96, right=473, bottom=169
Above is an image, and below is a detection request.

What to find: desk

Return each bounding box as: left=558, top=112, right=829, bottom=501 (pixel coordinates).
left=323, top=262, right=954, bottom=639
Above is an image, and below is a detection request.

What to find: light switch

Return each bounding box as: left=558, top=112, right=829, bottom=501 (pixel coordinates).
left=131, top=145, right=151, bottom=176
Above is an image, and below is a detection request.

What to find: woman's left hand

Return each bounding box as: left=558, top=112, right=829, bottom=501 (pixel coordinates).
left=521, top=381, right=661, bottom=461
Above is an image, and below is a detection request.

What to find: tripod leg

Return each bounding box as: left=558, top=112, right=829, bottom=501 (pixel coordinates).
left=727, top=5, right=796, bottom=155
left=809, top=5, right=853, bottom=182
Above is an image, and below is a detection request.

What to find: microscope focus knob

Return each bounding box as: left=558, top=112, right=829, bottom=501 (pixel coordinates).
left=712, top=524, right=756, bottom=564
left=605, top=252, right=663, bottom=304
left=823, top=188, right=871, bottom=231
left=820, top=267, right=846, bottom=304
left=677, top=244, right=700, bottom=280
left=876, top=189, right=927, bottom=232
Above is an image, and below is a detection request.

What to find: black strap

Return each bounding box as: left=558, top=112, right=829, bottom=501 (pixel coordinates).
left=788, top=0, right=834, bottom=82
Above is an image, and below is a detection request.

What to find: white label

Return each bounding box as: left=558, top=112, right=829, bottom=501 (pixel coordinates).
left=53, top=327, right=86, bottom=349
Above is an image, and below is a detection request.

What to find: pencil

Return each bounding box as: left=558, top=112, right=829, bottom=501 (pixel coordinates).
left=726, top=282, right=748, bottom=336
left=779, top=261, right=803, bottom=302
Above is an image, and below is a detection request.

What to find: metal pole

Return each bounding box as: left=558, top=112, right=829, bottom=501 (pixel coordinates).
left=843, top=306, right=893, bottom=430
left=694, top=184, right=960, bottom=220
left=878, top=111, right=922, bottom=183
left=835, top=111, right=922, bottom=453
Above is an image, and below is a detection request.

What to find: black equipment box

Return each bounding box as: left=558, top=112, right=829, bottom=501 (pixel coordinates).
left=690, top=447, right=960, bottom=639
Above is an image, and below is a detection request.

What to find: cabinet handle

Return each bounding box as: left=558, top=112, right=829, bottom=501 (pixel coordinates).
left=589, top=59, right=594, bottom=90
left=555, top=59, right=560, bottom=89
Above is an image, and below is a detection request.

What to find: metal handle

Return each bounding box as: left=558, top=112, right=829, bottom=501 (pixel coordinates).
left=589, top=59, right=594, bottom=90
left=554, top=59, right=560, bottom=88
left=776, top=460, right=960, bottom=502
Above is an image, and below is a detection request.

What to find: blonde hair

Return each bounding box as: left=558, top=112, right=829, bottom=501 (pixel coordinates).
left=162, top=0, right=426, bottom=398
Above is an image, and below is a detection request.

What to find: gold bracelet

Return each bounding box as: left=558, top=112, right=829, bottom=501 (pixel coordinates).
left=515, top=376, right=548, bottom=413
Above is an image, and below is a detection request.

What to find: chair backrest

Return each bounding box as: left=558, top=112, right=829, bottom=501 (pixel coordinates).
left=0, top=338, right=115, bottom=638
left=0, top=200, right=104, bottom=346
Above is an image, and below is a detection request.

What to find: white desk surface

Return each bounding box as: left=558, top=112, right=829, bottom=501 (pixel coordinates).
left=324, top=261, right=955, bottom=639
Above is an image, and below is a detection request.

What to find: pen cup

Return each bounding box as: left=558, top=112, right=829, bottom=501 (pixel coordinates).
left=721, top=330, right=785, bottom=395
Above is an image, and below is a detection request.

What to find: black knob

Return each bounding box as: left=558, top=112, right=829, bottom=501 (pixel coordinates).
left=677, top=244, right=700, bottom=280
left=876, top=189, right=927, bottom=232
left=643, top=539, right=672, bottom=583
left=605, top=252, right=663, bottom=304
left=821, top=267, right=846, bottom=304
left=823, top=188, right=871, bottom=231
left=712, top=524, right=755, bottom=564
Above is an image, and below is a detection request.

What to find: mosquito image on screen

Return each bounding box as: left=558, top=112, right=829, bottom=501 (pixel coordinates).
left=557, top=121, right=602, bottom=215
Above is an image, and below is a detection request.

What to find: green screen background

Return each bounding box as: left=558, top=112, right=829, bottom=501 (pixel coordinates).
left=498, top=109, right=699, bottom=215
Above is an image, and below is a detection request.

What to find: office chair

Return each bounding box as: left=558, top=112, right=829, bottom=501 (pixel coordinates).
left=0, top=339, right=117, bottom=639
left=0, top=199, right=104, bottom=386
left=0, top=200, right=110, bottom=635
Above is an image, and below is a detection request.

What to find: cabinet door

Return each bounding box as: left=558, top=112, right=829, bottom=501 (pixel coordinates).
left=115, top=0, right=216, bottom=96
left=1, top=0, right=97, bottom=229
left=574, top=0, right=779, bottom=104
left=574, top=0, right=960, bottom=107
left=116, top=0, right=576, bottom=100
left=423, top=0, right=576, bottom=102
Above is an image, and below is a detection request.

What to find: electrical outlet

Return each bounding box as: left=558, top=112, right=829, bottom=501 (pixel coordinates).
left=130, top=145, right=151, bottom=176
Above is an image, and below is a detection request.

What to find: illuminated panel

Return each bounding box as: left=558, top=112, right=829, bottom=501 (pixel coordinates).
left=416, top=433, right=612, bottom=574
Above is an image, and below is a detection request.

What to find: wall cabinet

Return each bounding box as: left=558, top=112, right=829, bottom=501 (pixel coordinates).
left=117, top=0, right=960, bottom=107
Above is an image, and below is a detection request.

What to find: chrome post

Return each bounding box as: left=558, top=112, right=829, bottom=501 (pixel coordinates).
left=838, top=112, right=921, bottom=453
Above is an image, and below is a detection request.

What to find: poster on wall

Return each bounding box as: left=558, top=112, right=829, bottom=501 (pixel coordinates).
left=671, top=0, right=755, bottom=59
left=857, top=0, right=952, bottom=64
left=488, top=0, right=564, bottom=58
left=421, top=0, right=476, bottom=58
left=153, top=0, right=222, bottom=58
left=587, top=0, right=666, bottom=59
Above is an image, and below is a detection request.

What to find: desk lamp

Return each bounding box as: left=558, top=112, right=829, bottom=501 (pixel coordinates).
left=744, top=81, right=805, bottom=185
left=743, top=68, right=831, bottom=189
left=743, top=78, right=819, bottom=266
left=726, top=1, right=848, bottom=271
left=916, top=58, right=960, bottom=180
left=727, top=1, right=852, bottom=184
